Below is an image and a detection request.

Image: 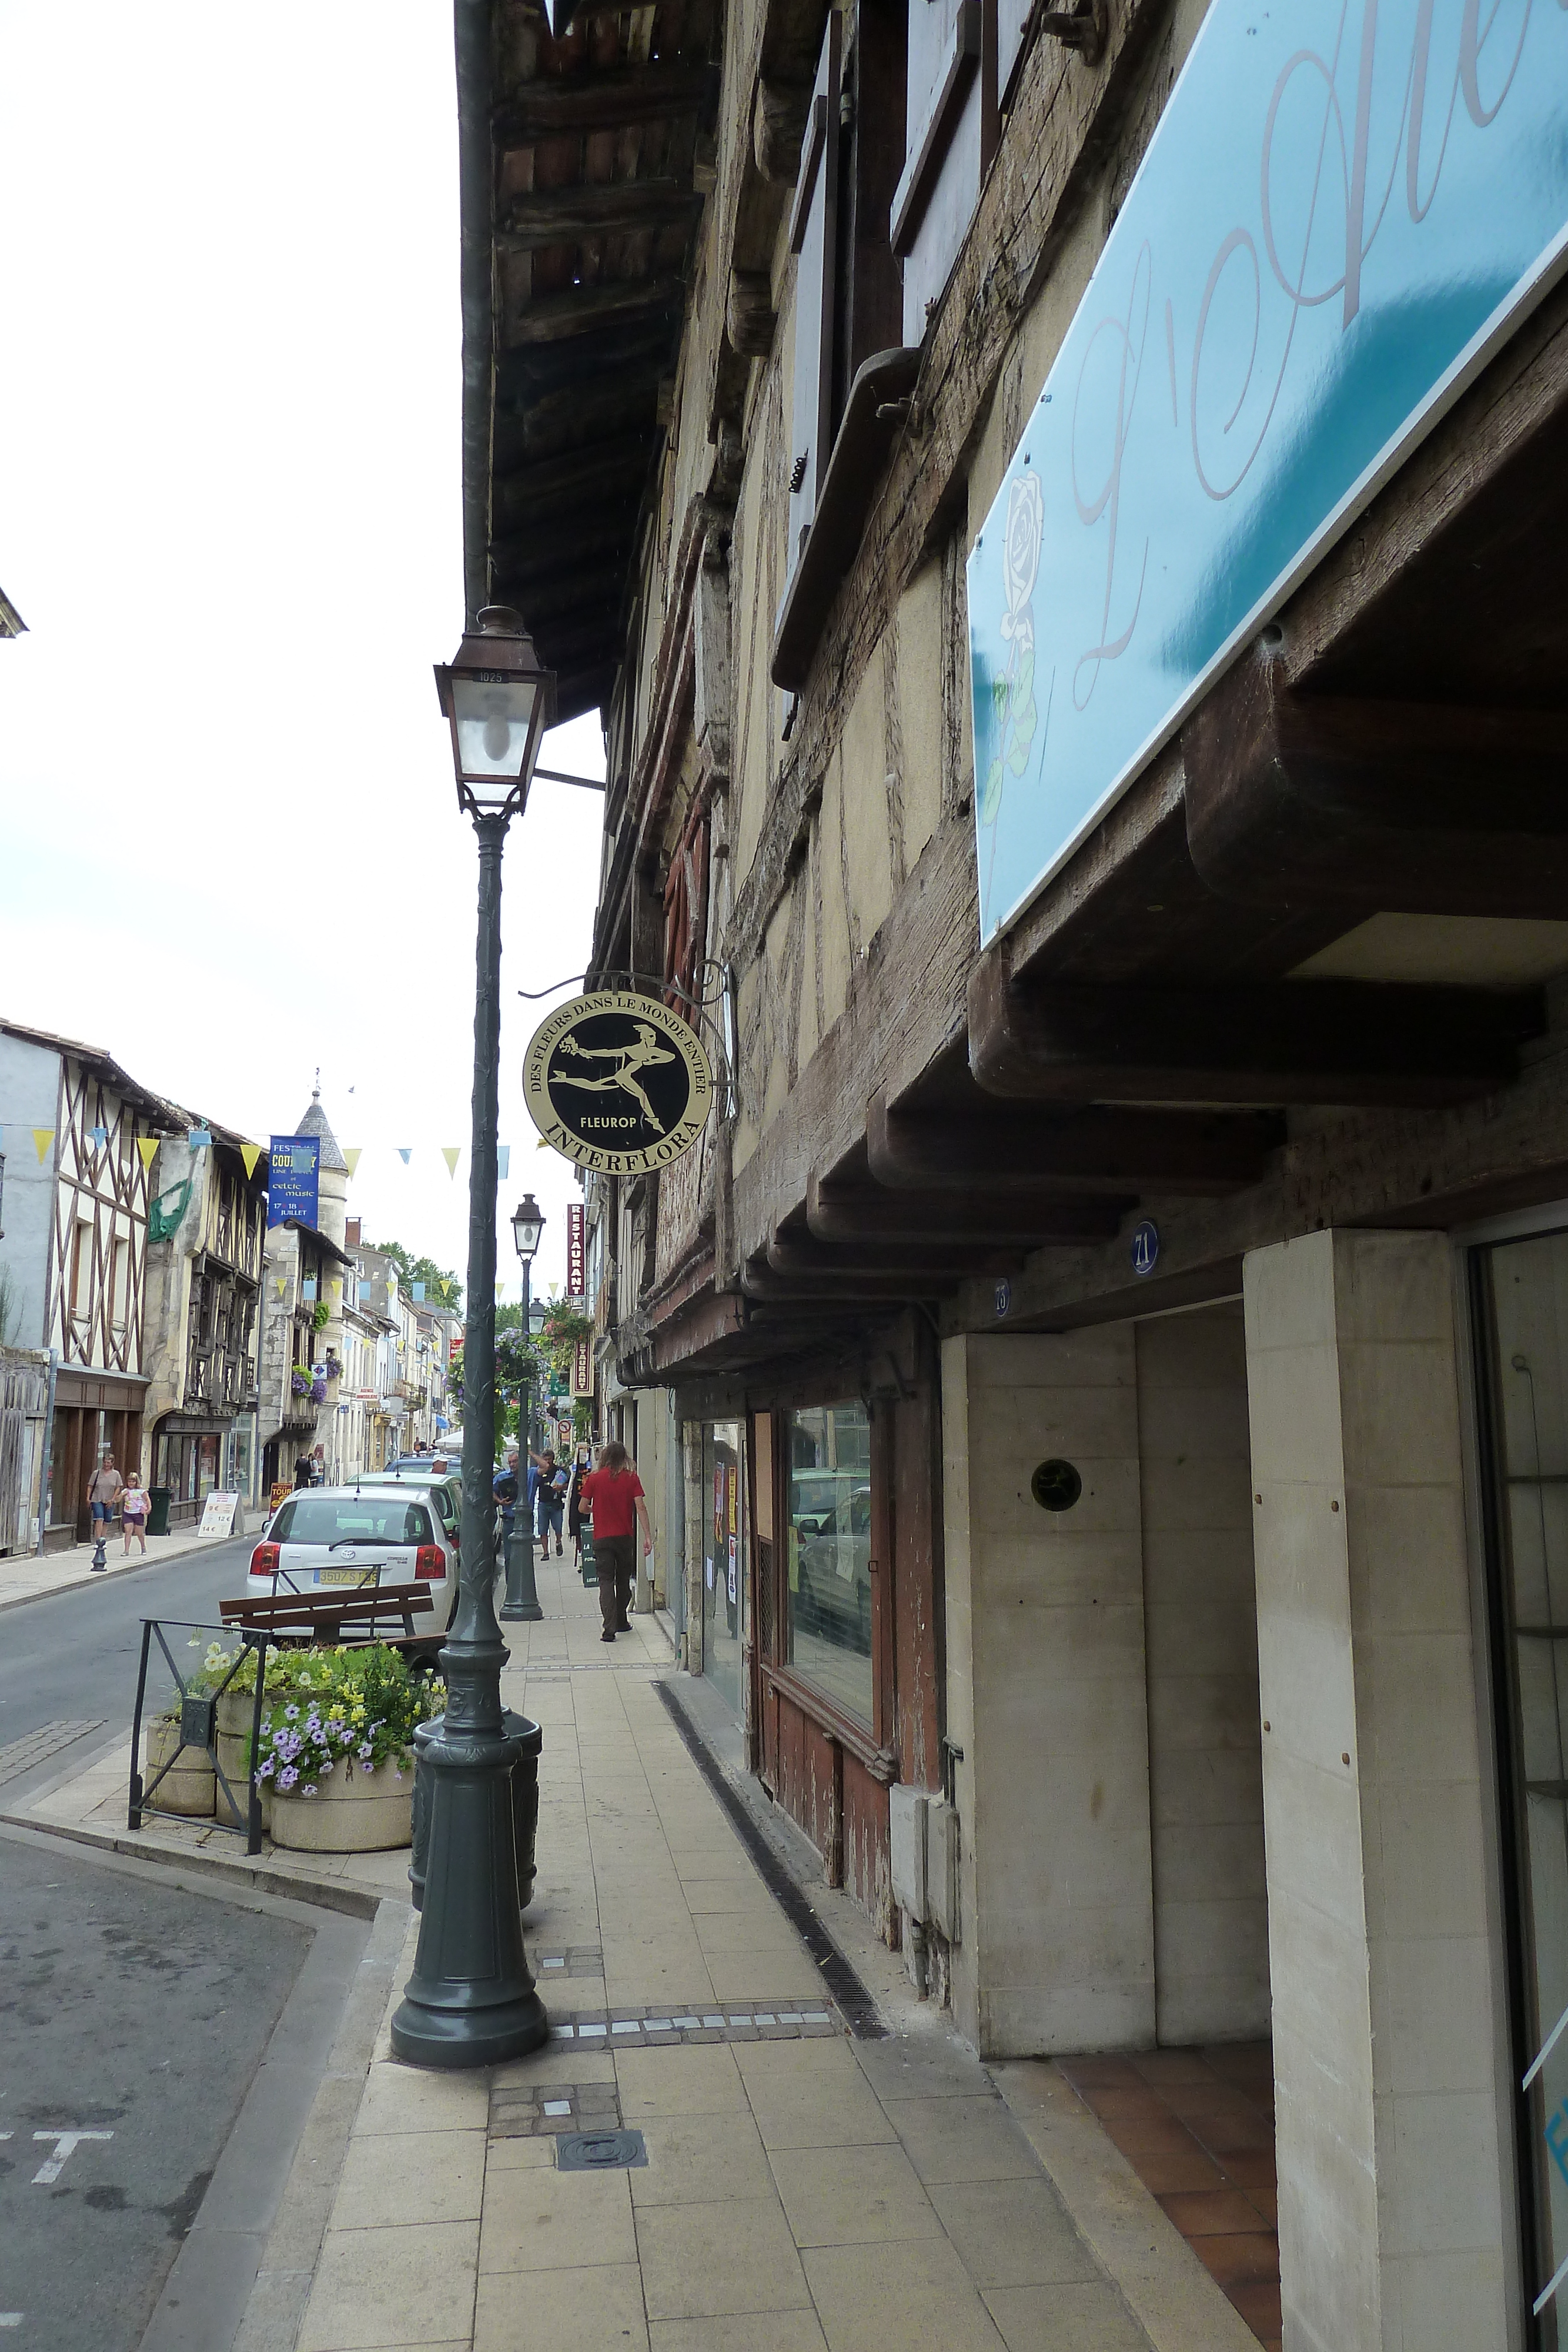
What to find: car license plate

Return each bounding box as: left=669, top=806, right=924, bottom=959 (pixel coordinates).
left=319, top=1566, right=376, bottom=1585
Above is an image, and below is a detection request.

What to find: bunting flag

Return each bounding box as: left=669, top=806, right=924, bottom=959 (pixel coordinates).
left=496, top=1144, right=511, bottom=1180
left=32, top=1128, right=53, bottom=1162
left=302, top=1279, right=317, bottom=1302
left=438, top=1280, right=453, bottom=1299
left=442, top=1148, right=461, bottom=1180
left=343, top=1147, right=362, bottom=1176
left=358, top=1281, right=372, bottom=1302
left=136, top=1137, right=158, bottom=1171
left=240, top=1142, right=263, bottom=1179
left=413, top=1282, right=426, bottom=1301
left=89, top=1124, right=108, bottom=1149
left=273, top=1276, right=287, bottom=1298
left=188, top=1127, right=212, bottom=1150
left=330, top=1279, right=342, bottom=1301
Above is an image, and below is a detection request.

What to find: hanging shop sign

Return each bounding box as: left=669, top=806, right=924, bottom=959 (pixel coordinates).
left=967, top=0, right=1568, bottom=946
left=566, top=1200, right=586, bottom=1302
left=268, top=1134, right=320, bottom=1230
left=571, top=1335, right=594, bottom=1398
left=523, top=992, right=714, bottom=1174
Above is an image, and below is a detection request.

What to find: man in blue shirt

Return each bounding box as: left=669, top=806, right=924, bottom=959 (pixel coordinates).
left=493, top=1450, right=520, bottom=1552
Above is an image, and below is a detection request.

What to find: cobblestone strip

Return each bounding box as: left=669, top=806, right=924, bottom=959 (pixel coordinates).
left=546, top=2003, right=839, bottom=2049
left=489, top=2078, right=623, bottom=2139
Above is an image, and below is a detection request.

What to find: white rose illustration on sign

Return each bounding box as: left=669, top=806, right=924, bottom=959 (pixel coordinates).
left=981, top=470, right=1044, bottom=826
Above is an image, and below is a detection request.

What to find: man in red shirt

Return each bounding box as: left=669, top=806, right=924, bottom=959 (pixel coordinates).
left=579, top=1441, right=652, bottom=1641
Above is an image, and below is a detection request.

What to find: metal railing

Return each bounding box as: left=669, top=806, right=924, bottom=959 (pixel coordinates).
left=128, top=1616, right=274, bottom=1856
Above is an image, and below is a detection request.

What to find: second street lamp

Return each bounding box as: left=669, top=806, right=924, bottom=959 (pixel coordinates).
left=502, top=1195, right=545, bottom=1625
left=390, top=610, right=552, bottom=2069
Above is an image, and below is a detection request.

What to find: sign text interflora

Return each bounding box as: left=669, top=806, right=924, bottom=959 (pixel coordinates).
left=967, top=0, right=1568, bottom=943
left=523, top=992, right=714, bottom=1175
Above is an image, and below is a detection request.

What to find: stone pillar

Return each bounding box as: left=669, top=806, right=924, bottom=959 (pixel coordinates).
left=942, top=1328, right=1154, bottom=2057
left=1243, top=1230, right=1510, bottom=2352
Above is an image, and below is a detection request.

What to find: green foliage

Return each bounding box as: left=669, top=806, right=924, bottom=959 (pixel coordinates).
left=380, top=1241, right=462, bottom=1316
left=312, top=1298, right=330, bottom=1333
left=209, top=1645, right=448, bottom=1796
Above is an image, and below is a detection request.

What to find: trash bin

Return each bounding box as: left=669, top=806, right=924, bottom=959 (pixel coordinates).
left=409, top=1710, right=542, bottom=1915
left=146, top=1486, right=172, bottom=1537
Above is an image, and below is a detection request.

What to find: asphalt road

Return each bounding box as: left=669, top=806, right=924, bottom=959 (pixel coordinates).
left=0, top=1828, right=310, bottom=2351
left=0, top=1536, right=256, bottom=1766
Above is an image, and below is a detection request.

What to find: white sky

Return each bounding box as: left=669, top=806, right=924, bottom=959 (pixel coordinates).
left=0, top=1, right=606, bottom=1308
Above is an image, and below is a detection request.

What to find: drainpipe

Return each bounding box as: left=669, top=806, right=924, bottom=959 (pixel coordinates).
left=454, top=0, right=495, bottom=629
left=35, top=1347, right=57, bottom=1555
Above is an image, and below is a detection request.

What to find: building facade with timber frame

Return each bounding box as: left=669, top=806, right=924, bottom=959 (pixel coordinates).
left=458, top=0, right=1568, bottom=2339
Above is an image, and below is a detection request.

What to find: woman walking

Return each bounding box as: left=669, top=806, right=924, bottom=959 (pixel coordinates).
left=121, top=1469, right=150, bottom=1556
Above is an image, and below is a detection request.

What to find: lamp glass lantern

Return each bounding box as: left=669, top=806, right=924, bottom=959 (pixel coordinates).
left=434, top=607, right=554, bottom=820
left=511, top=1195, right=545, bottom=1264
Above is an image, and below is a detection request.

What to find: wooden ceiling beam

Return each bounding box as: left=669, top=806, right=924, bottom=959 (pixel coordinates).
left=493, top=62, right=718, bottom=142
left=805, top=1170, right=1127, bottom=1245
left=968, top=953, right=1543, bottom=1109
left=766, top=1230, right=1012, bottom=1280
left=499, top=179, right=703, bottom=248
left=867, top=1091, right=1283, bottom=1195
left=740, top=1255, right=959, bottom=1302
left=1184, top=650, right=1568, bottom=918
left=504, top=275, right=687, bottom=348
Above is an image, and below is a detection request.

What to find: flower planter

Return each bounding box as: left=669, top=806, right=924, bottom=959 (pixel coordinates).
left=270, top=1758, right=412, bottom=1852
left=143, top=1719, right=215, bottom=1818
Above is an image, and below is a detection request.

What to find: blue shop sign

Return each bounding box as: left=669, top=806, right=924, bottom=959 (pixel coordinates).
left=268, top=1134, right=320, bottom=1230
left=967, top=0, right=1568, bottom=945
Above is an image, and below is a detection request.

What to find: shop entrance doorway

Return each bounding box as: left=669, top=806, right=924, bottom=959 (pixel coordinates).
left=701, top=1419, right=745, bottom=1721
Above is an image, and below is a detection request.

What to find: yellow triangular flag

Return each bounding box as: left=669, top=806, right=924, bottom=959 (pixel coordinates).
left=330, top=1279, right=342, bottom=1300
left=438, top=1280, right=452, bottom=1299
left=240, top=1142, right=262, bottom=1178
left=274, top=1277, right=286, bottom=1298
left=136, top=1137, right=158, bottom=1171
left=343, top=1147, right=362, bottom=1176
left=442, top=1147, right=461, bottom=1180
left=32, top=1128, right=53, bottom=1162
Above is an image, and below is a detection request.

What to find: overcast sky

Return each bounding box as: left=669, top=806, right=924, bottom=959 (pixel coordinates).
left=0, top=1, right=605, bottom=1307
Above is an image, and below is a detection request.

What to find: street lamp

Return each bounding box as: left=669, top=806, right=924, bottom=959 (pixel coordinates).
left=390, top=610, right=554, bottom=2070
left=501, top=1196, right=545, bottom=1625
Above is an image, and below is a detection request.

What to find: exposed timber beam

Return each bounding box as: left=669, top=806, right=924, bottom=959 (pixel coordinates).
left=499, top=179, right=703, bottom=249
left=493, top=63, right=718, bottom=141
left=1183, top=650, right=1568, bottom=918
left=805, top=1170, right=1128, bottom=1245
left=766, top=1231, right=1011, bottom=1280
left=867, top=1091, right=1283, bottom=1195
left=968, top=951, right=1543, bottom=1109
left=740, top=1255, right=955, bottom=1302
left=504, top=276, right=687, bottom=349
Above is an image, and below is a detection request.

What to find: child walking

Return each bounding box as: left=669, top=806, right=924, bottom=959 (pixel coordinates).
left=121, top=1470, right=150, bottom=1556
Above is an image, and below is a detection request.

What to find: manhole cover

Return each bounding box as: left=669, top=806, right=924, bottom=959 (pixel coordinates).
left=557, top=2129, right=647, bottom=2171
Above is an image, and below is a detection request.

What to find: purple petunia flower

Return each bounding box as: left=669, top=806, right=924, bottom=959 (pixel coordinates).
left=302, top=1783, right=317, bottom=1796
left=277, top=1765, right=298, bottom=1790
left=284, top=1703, right=299, bottom=1720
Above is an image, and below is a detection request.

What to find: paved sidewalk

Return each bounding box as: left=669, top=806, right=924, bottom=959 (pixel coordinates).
left=279, top=1560, right=1255, bottom=2352
left=0, top=1516, right=243, bottom=1613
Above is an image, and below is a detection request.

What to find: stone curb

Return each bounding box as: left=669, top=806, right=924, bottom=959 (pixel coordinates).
left=0, top=1804, right=385, bottom=1921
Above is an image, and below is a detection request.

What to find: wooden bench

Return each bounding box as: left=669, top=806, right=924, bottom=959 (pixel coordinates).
left=219, top=1584, right=442, bottom=1662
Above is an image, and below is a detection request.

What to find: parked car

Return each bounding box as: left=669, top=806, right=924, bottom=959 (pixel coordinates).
left=357, top=1469, right=462, bottom=1554
left=247, top=1484, right=459, bottom=1629
left=791, top=1482, right=872, bottom=1652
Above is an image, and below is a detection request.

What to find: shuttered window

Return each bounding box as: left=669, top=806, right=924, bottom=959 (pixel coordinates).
left=891, top=0, right=993, bottom=345
left=785, top=10, right=843, bottom=593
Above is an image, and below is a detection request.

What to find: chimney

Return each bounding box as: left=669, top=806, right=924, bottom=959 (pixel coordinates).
left=345, top=1216, right=362, bottom=1247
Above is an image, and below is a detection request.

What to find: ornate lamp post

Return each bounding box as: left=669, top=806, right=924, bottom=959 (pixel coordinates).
left=501, top=1195, right=545, bottom=1623
left=390, top=610, right=553, bottom=2068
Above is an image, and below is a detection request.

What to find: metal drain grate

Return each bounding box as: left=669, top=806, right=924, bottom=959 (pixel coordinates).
left=549, top=2003, right=838, bottom=2049
left=557, top=2129, right=647, bottom=2171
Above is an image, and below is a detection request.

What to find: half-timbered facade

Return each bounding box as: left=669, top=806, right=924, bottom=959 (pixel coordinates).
left=0, top=1020, right=182, bottom=1542
left=458, top=1, right=1568, bottom=2340
left=142, top=1125, right=268, bottom=1523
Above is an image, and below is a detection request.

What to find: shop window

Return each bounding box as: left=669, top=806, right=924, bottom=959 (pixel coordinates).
left=1477, top=1227, right=1568, bottom=2328
left=785, top=1401, right=873, bottom=1726
left=663, top=799, right=710, bottom=1015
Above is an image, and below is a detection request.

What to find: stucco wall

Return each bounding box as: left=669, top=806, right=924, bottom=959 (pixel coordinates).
left=0, top=1032, right=61, bottom=1351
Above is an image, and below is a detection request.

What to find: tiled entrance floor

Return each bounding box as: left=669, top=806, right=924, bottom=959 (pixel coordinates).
left=1055, top=2043, right=1280, bottom=2351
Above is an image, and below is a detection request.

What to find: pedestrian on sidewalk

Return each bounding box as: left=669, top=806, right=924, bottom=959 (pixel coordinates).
left=86, top=1454, right=122, bottom=1566
left=293, top=1451, right=313, bottom=1490
left=530, top=1446, right=569, bottom=1556
left=121, top=1469, right=150, bottom=1556
left=580, top=1440, right=651, bottom=1641
left=493, top=1449, right=520, bottom=1556
left=566, top=1445, right=588, bottom=1566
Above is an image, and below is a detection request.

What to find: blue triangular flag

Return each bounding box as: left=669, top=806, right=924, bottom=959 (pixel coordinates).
left=89, top=1124, right=108, bottom=1149
left=497, top=1144, right=511, bottom=1180
left=413, top=1282, right=426, bottom=1301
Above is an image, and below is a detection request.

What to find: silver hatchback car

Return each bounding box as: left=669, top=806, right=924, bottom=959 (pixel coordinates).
left=247, top=1484, right=460, bottom=1629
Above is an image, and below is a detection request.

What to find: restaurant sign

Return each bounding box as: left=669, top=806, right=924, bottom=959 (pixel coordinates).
left=967, top=0, right=1568, bottom=944
left=523, top=992, right=714, bottom=1174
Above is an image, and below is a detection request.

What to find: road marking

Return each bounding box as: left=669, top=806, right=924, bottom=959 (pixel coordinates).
left=0, top=2313, right=23, bottom=2327
left=31, top=2129, right=112, bottom=2183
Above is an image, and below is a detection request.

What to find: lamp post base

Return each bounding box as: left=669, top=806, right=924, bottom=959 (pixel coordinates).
left=500, top=1525, right=543, bottom=1622
left=389, top=1708, right=548, bottom=2069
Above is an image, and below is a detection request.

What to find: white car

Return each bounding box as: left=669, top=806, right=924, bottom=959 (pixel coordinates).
left=247, top=1483, right=460, bottom=1631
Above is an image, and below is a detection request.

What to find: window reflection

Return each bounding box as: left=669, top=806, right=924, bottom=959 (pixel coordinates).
left=785, top=1402, right=872, bottom=1726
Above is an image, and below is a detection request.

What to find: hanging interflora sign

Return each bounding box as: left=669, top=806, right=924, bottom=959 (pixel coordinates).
left=967, top=0, right=1568, bottom=946
left=523, top=992, right=714, bottom=1174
